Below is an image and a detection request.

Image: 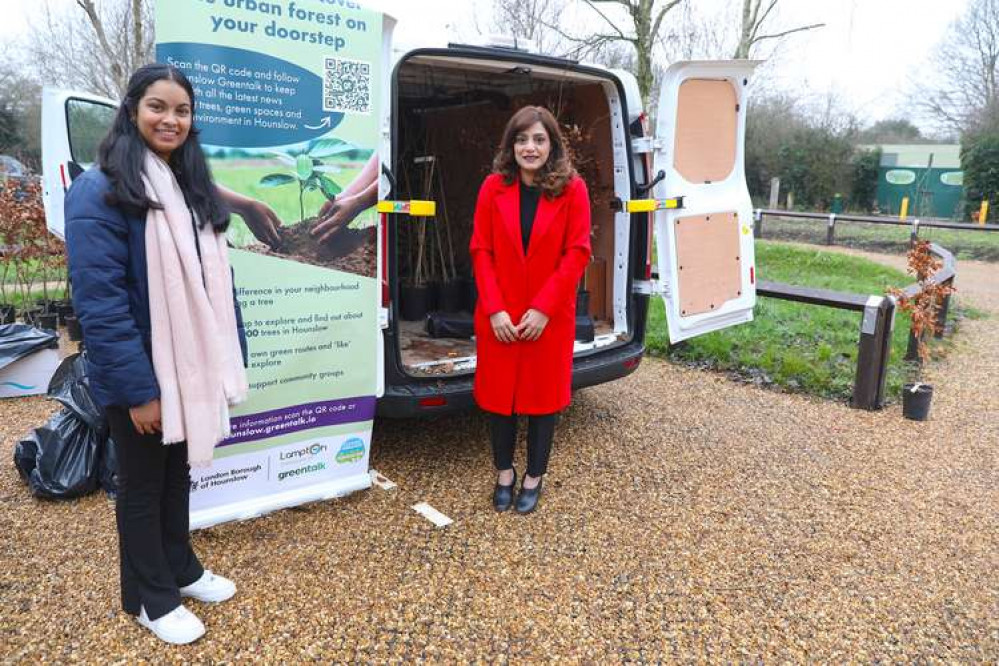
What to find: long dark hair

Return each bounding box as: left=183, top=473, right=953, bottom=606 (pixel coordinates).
left=492, top=105, right=576, bottom=198
left=98, top=63, right=228, bottom=232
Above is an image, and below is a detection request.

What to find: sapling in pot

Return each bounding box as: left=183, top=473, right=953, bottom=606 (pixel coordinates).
left=888, top=240, right=956, bottom=421
left=0, top=178, right=20, bottom=322
left=7, top=182, right=47, bottom=323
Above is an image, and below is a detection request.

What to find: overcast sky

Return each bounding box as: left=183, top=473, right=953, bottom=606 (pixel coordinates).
left=0, top=0, right=969, bottom=132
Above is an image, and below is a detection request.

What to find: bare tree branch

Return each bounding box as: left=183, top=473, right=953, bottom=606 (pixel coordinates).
left=918, top=0, right=999, bottom=133
left=752, top=0, right=779, bottom=40
left=734, top=0, right=823, bottom=59
left=752, top=23, right=825, bottom=45
left=25, top=0, right=153, bottom=98
left=75, top=0, right=117, bottom=62
left=581, top=0, right=631, bottom=41
left=651, top=0, right=684, bottom=43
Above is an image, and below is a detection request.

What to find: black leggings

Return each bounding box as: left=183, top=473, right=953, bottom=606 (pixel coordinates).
left=490, top=412, right=558, bottom=478
left=106, top=406, right=204, bottom=621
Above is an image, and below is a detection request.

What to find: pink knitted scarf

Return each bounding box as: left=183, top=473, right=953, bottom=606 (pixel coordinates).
left=142, top=151, right=248, bottom=467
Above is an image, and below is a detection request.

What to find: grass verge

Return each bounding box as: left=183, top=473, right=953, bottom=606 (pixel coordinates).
left=646, top=241, right=968, bottom=403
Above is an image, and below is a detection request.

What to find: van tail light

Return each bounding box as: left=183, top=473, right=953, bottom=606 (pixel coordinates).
left=750, top=266, right=755, bottom=284
left=380, top=213, right=389, bottom=307
left=59, top=163, right=68, bottom=192
left=419, top=396, right=447, bottom=408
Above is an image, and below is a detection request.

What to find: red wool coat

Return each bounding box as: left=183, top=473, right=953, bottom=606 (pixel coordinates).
left=470, top=173, right=592, bottom=415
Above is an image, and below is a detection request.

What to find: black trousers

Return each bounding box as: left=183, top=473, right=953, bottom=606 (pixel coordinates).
left=106, top=407, right=204, bottom=621
left=490, top=412, right=558, bottom=477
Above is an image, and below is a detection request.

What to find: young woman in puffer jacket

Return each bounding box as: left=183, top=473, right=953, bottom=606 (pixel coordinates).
left=65, top=63, right=250, bottom=645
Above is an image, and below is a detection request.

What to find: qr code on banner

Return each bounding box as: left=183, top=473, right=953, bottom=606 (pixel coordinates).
left=323, top=57, right=372, bottom=114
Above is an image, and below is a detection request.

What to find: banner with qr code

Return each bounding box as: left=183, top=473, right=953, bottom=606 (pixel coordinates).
left=155, top=0, right=384, bottom=528
left=324, top=57, right=372, bottom=114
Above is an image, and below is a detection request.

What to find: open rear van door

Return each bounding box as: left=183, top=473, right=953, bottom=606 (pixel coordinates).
left=646, top=61, right=760, bottom=343
left=41, top=88, right=117, bottom=238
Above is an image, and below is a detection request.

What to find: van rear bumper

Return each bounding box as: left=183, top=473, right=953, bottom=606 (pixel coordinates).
left=376, top=341, right=646, bottom=418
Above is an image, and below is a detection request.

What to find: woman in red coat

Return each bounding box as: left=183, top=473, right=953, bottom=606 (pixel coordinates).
left=470, top=106, right=592, bottom=514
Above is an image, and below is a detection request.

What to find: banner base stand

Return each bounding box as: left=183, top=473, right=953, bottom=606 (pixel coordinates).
left=190, top=472, right=372, bottom=530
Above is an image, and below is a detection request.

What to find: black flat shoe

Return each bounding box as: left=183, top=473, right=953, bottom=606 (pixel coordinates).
left=492, top=469, right=517, bottom=512
left=515, top=477, right=543, bottom=514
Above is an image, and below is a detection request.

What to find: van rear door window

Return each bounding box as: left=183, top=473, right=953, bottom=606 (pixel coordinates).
left=66, top=99, right=116, bottom=165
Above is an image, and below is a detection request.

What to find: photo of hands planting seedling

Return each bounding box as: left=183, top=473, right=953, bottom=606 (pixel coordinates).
left=213, top=134, right=377, bottom=277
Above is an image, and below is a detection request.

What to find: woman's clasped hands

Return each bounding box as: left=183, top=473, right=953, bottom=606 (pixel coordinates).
left=489, top=309, right=550, bottom=343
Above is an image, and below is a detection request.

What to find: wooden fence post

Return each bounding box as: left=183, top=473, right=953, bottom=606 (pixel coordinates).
left=852, top=295, right=895, bottom=410
left=934, top=277, right=955, bottom=339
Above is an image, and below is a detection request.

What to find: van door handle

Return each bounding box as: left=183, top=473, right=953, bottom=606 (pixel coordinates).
left=636, top=170, right=665, bottom=196
left=381, top=163, right=396, bottom=191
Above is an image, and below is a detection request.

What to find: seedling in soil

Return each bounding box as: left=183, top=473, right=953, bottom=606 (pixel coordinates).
left=258, top=138, right=358, bottom=224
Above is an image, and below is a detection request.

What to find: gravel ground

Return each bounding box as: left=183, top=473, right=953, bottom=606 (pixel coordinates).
left=1, top=249, right=996, bottom=662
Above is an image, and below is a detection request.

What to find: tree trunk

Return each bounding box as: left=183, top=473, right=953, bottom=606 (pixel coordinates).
left=635, top=1, right=654, bottom=105
left=133, top=0, right=144, bottom=69
left=734, top=0, right=755, bottom=59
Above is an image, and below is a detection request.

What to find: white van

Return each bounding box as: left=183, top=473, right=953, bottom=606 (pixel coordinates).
left=42, top=39, right=759, bottom=418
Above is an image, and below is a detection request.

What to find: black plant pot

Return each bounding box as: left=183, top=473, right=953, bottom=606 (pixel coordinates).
left=425, top=281, right=441, bottom=312
left=438, top=280, right=464, bottom=314
left=902, top=383, right=933, bottom=421
left=575, top=289, right=595, bottom=342
left=36, top=312, right=59, bottom=331
left=55, top=301, right=75, bottom=325
left=401, top=284, right=431, bottom=322
left=463, top=277, right=478, bottom=312
left=66, top=315, right=84, bottom=342
left=36, top=298, right=58, bottom=313
left=0, top=303, right=15, bottom=324
left=21, top=307, right=41, bottom=325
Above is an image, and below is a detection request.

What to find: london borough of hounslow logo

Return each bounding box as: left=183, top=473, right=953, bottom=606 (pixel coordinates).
left=336, top=437, right=366, bottom=464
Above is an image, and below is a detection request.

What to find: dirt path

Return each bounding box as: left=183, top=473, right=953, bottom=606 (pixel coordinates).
left=1, top=246, right=996, bottom=661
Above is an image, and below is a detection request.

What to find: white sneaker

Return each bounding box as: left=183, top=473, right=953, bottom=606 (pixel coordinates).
left=179, top=569, right=236, bottom=603
left=137, top=605, right=205, bottom=645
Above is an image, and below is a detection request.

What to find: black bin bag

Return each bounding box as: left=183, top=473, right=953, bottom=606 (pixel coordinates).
left=426, top=312, right=474, bottom=339
left=12, top=352, right=119, bottom=498
left=14, top=413, right=101, bottom=498
left=0, top=323, right=58, bottom=374
left=48, top=351, right=106, bottom=432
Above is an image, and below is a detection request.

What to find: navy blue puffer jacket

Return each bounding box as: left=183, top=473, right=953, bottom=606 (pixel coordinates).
left=65, top=167, right=247, bottom=409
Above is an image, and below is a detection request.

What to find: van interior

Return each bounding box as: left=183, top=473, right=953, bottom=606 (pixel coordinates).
left=393, top=53, right=633, bottom=376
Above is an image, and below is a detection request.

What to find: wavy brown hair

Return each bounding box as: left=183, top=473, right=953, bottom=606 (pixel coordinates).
left=492, top=106, right=576, bottom=198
